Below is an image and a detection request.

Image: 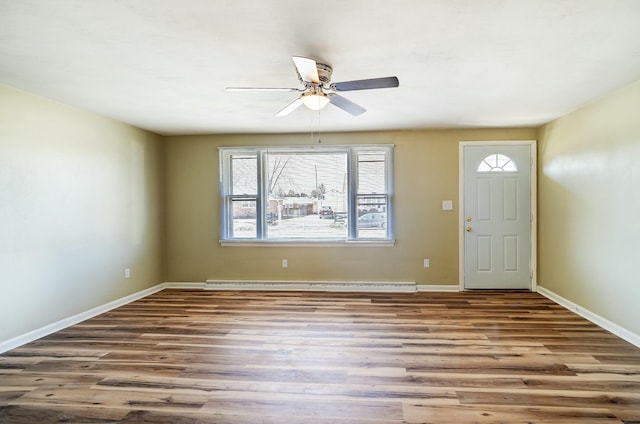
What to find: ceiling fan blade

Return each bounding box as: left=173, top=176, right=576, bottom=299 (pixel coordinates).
left=226, top=87, right=300, bottom=92
left=329, top=94, right=366, bottom=116
left=275, top=97, right=304, bottom=117
left=292, top=56, right=320, bottom=84
left=331, top=76, right=399, bottom=91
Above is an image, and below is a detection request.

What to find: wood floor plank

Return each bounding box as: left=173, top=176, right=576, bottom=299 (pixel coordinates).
left=403, top=403, right=621, bottom=424
left=200, top=397, right=404, bottom=421
left=118, top=408, right=399, bottom=424
left=456, top=388, right=640, bottom=410
left=1, top=289, right=639, bottom=423
left=12, top=386, right=211, bottom=411
left=0, top=404, right=128, bottom=423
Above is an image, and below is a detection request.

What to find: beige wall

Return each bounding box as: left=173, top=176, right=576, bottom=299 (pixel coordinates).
left=538, top=80, right=640, bottom=336
left=0, top=84, right=164, bottom=343
left=164, top=128, right=537, bottom=285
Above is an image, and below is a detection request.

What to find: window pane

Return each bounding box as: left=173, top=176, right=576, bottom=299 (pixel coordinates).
left=358, top=153, right=386, bottom=194
left=231, top=154, right=257, bottom=194
left=357, top=195, right=387, bottom=239
left=220, top=145, right=393, bottom=243
left=231, top=198, right=256, bottom=238
left=477, top=154, right=518, bottom=173
left=266, top=152, right=348, bottom=239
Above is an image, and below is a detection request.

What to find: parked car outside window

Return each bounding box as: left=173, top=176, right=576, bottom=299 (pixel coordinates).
left=358, top=212, right=386, bottom=228
left=319, top=206, right=334, bottom=219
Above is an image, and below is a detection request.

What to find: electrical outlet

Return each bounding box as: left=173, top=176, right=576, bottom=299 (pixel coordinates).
left=282, top=259, right=288, bottom=268
left=423, top=259, right=430, bottom=268
left=124, top=268, right=131, bottom=278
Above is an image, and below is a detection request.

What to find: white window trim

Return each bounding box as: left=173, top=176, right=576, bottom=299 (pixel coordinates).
left=219, top=144, right=394, bottom=245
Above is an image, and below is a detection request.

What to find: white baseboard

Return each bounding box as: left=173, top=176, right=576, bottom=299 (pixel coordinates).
left=163, top=282, right=206, bottom=289
left=537, top=286, right=640, bottom=348
left=204, top=280, right=417, bottom=292
left=167, top=281, right=460, bottom=293
left=0, top=283, right=166, bottom=354
left=416, top=284, right=460, bottom=292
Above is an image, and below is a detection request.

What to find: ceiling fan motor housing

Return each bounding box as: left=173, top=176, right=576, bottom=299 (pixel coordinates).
left=316, top=63, right=333, bottom=86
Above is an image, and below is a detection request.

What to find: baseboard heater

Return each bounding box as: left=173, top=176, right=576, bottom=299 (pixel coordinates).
left=204, top=280, right=417, bottom=292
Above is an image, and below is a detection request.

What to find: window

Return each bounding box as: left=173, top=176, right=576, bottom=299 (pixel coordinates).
left=220, top=145, right=393, bottom=243
left=477, top=154, right=518, bottom=172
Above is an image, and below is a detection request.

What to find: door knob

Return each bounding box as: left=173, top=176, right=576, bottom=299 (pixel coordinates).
left=466, top=226, right=472, bottom=232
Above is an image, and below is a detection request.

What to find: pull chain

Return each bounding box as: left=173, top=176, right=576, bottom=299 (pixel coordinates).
left=317, top=109, right=322, bottom=144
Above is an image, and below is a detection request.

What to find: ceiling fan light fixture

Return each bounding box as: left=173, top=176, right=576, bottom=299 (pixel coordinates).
left=301, top=92, right=330, bottom=110
left=228, top=56, right=398, bottom=116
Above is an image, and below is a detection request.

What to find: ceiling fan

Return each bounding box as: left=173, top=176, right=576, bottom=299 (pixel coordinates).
left=226, top=56, right=399, bottom=117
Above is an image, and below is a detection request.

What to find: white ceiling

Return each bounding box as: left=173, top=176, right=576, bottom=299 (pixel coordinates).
left=1, top=0, right=640, bottom=136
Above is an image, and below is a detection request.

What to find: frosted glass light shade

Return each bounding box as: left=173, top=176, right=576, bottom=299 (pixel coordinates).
left=301, top=93, right=330, bottom=110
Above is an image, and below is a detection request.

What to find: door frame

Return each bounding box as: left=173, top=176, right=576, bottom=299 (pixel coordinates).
left=458, top=140, right=538, bottom=291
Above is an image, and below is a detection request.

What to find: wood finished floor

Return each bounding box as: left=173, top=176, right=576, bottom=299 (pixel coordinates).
left=1, top=290, right=640, bottom=423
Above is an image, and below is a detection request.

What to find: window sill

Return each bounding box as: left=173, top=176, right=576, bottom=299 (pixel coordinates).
left=219, top=239, right=396, bottom=247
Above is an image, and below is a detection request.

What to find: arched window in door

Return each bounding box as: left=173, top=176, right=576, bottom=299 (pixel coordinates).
left=477, top=154, right=518, bottom=172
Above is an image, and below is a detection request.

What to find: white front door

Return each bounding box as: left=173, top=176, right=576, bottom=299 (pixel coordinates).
left=461, top=143, right=535, bottom=290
